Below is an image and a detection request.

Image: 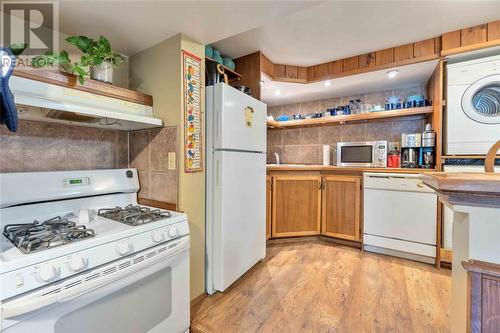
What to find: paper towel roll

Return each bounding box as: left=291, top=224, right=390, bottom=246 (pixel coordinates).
left=323, top=145, right=330, bottom=166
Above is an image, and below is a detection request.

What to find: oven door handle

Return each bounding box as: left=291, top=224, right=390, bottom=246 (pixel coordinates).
left=1, top=294, right=58, bottom=319
left=2, top=236, right=190, bottom=319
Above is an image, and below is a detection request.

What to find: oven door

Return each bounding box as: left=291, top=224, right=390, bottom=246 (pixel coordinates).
left=1, top=236, right=190, bottom=333
left=337, top=142, right=376, bottom=167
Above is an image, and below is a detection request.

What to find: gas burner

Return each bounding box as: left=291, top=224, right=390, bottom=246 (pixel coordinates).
left=3, top=216, right=95, bottom=254
left=97, top=204, right=171, bottom=226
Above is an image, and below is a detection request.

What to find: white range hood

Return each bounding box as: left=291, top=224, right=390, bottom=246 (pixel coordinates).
left=10, top=76, right=163, bottom=131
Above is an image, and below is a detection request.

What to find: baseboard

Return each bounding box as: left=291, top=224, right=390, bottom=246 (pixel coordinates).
left=267, top=235, right=362, bottom=250
left=190, top=292, right=208, bottom=307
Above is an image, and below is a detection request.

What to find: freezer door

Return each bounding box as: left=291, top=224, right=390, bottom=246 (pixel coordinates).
left=211, top=150, right=266, bottom=292
left=212, top=83, right=267, bottom=152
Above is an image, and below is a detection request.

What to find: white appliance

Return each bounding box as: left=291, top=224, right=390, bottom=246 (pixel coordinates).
left=205, top=83, right=267, bottom=294
left=363, top=173, right=437, bottom=264
left=10, top=76, right=163, bottom=130
left=336, top=141, right=387, bottom=167
left=445, top=54, right=500, bottom=155
left=0, top=169, right=190, bottom=333
left=442, top=164, right=500, bottom=250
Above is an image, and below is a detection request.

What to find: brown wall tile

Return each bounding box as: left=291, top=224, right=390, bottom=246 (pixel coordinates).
left=283, top=128, right=300, bottom=145
left=267, top=129, right=283, bottom=147
left=150, top=171, right=178, bottom=203
left=299, top=127, right=319, bottom=145
left=267, top=145, right=282, bottom=164
left=129, top=130, right=150, bottom=171
left=341, top=123, right=366, bottom=142
left=319, top=126, right=341, bottom=144
left=117, top=131, right=129, bottom=168
left=0, top=121, right=67, bottom=172
left=137, top=170, right=150, bottom=199
left=150, top=126, right=177, bottom=172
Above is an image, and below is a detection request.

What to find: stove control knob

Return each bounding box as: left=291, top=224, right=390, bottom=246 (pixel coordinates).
left=152, top=232, right=165, bottom=243
left=37, top=264, right=59, bottom=283
left=116, top=242, right=132, bottom=256
left=69, top=256, right=87, bottom=272
left=167, top=227, right=179, bottom=238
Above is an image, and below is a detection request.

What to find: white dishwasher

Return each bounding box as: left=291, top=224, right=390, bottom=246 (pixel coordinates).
left=363, top=173, right=437, bottom=264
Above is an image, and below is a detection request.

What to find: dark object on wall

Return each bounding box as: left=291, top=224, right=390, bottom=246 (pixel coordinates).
left=0, top=48, right=18, bottom=132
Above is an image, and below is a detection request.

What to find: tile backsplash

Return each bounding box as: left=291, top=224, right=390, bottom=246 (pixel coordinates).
left=267, top=85, right=427, bottom=165
left=0, top=120, right=179, bottom=205
left=129, top=126, right=178, bottom=204
left=0, top=121, right=128, bottom=172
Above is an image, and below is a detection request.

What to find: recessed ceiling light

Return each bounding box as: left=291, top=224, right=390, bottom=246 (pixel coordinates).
left=275, top=89, right=281, bottom=96
left=260, top=80, right=265, bottom=85
left=324, top=80, right=332, bottom=87
left=387, top=70, right=399, bottom=78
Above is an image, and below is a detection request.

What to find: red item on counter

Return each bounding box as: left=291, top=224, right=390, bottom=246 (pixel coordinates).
left=387, top=154, right=400, bottom=168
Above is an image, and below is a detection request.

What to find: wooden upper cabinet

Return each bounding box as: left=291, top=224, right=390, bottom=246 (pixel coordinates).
left=358, top=53, right=376, bottom=68
left=394, top=44, right=414, bottom=62
left=413, top=38, right=437, bottom=58
left=314, top=63, right=329, bottom=80
left=272, top=175, right=321, bottom=237
left=461, top=24, right=487, bottom=46
left=266, top=176, right=272, bottom=240
left=375, top=48, right=394, bottom=66
left=342, top=56, right=359, bottom=72
left=285, top=65, right=298, bottom=79
left=328, top=60, right=342, bottom=75
left=487, top=20, right=500, bottom=41
left=321, top=176, right=361, bottom=241
left=442, top=31, right=461, bottom=51
left=274, top=64, right=286, bottom=79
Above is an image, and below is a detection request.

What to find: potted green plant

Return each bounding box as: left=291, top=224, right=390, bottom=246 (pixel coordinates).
left=32, top=35, right=125, bottom=85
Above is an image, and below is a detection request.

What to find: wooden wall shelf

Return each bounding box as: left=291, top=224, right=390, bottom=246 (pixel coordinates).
left=13, top=68, right=153, bottom=106
left=267, top=107, right=433, bottom=129
left=205, top=56, right=241, bottom=82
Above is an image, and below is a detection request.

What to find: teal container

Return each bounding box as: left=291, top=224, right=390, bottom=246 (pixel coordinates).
left=212, top=50, right=223, bottom=64
left=222, top=58, right=235, bottom=71
left=205, top=45, right=213, bottom=58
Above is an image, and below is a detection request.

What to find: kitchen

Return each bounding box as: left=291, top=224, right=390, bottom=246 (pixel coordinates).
left=1, top=1, right=500, bottom=333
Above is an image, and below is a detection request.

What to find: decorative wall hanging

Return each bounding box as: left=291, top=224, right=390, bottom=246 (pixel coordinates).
left=182, top=50, right=203, bottom=173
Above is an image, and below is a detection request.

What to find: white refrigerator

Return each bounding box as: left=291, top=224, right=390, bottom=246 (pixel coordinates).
left=206, top=83, right=267, bottom=294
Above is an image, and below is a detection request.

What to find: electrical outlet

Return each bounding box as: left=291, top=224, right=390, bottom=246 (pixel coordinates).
left=168, top=152, right=176, bottom=170
left=389, top=141, right=400, bottom=152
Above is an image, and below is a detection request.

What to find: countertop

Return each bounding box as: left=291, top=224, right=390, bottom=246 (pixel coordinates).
left=267, top=164, right=437, bottom=174
left=420, top=172, right=500, bottom=208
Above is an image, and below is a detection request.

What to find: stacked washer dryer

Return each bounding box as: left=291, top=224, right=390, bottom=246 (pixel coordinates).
left=443, top=53, right=500, bottom=252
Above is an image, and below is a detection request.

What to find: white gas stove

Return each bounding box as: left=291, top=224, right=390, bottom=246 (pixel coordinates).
left=0, top=169, right=190, bottom=333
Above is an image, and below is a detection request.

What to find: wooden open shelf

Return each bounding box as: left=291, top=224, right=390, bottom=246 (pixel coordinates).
left=267, top=106, right=433, bottom=129
left=205, top=56, right=241, bottom=82
left=14, top=68, right=153, bottom=106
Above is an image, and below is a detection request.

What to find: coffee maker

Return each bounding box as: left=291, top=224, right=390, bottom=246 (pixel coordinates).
left=401, top=133, right=421, bottom=168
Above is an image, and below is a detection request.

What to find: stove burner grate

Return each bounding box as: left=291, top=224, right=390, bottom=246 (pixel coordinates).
left=97, top=204, right=171, bottom=226
left=3, top=216, right=95, bottom=254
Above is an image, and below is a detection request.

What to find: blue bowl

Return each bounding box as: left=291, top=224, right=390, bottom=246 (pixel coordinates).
left=222, top=58, right=235, bottom=71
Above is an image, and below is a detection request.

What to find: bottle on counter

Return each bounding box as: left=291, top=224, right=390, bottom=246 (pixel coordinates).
left=420, top=123, right=436, bottom=169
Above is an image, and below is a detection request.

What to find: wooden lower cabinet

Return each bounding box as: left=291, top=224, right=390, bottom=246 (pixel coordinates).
left=272, top=175, right=321, bottom=237
left=266, top=176, right=272, bottom=240
left=321, top=176, right=361, bottom=241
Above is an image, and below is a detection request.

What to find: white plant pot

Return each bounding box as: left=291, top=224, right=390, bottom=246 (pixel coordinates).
left=90, top=62, right=113, bottom=84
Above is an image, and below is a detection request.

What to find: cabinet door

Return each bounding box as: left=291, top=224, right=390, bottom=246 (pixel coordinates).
left=321, top=176, right=361, bottom=241
left=266, top=176, right=272, bottom=240
left=272, top=176, right=321, bottom=237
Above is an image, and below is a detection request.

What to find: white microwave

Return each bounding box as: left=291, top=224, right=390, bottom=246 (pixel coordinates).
left=337, top=141, right=387, bottom=167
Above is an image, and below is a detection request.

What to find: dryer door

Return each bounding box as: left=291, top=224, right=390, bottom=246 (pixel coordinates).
left=461, top=74, right=500, bottom=124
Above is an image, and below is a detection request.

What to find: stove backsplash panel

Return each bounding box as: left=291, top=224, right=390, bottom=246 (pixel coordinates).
left=0, top=120, right=128, bottom=172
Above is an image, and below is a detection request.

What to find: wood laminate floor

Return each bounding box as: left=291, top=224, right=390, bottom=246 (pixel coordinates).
left=191, top=241, right=451, bottom=333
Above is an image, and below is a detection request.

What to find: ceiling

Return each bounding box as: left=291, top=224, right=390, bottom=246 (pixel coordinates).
left=57, top=1, right=319, bottom=56
left=213, top=1, right=500, bottom=66
left=261, top=60, right=438, bottom=106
